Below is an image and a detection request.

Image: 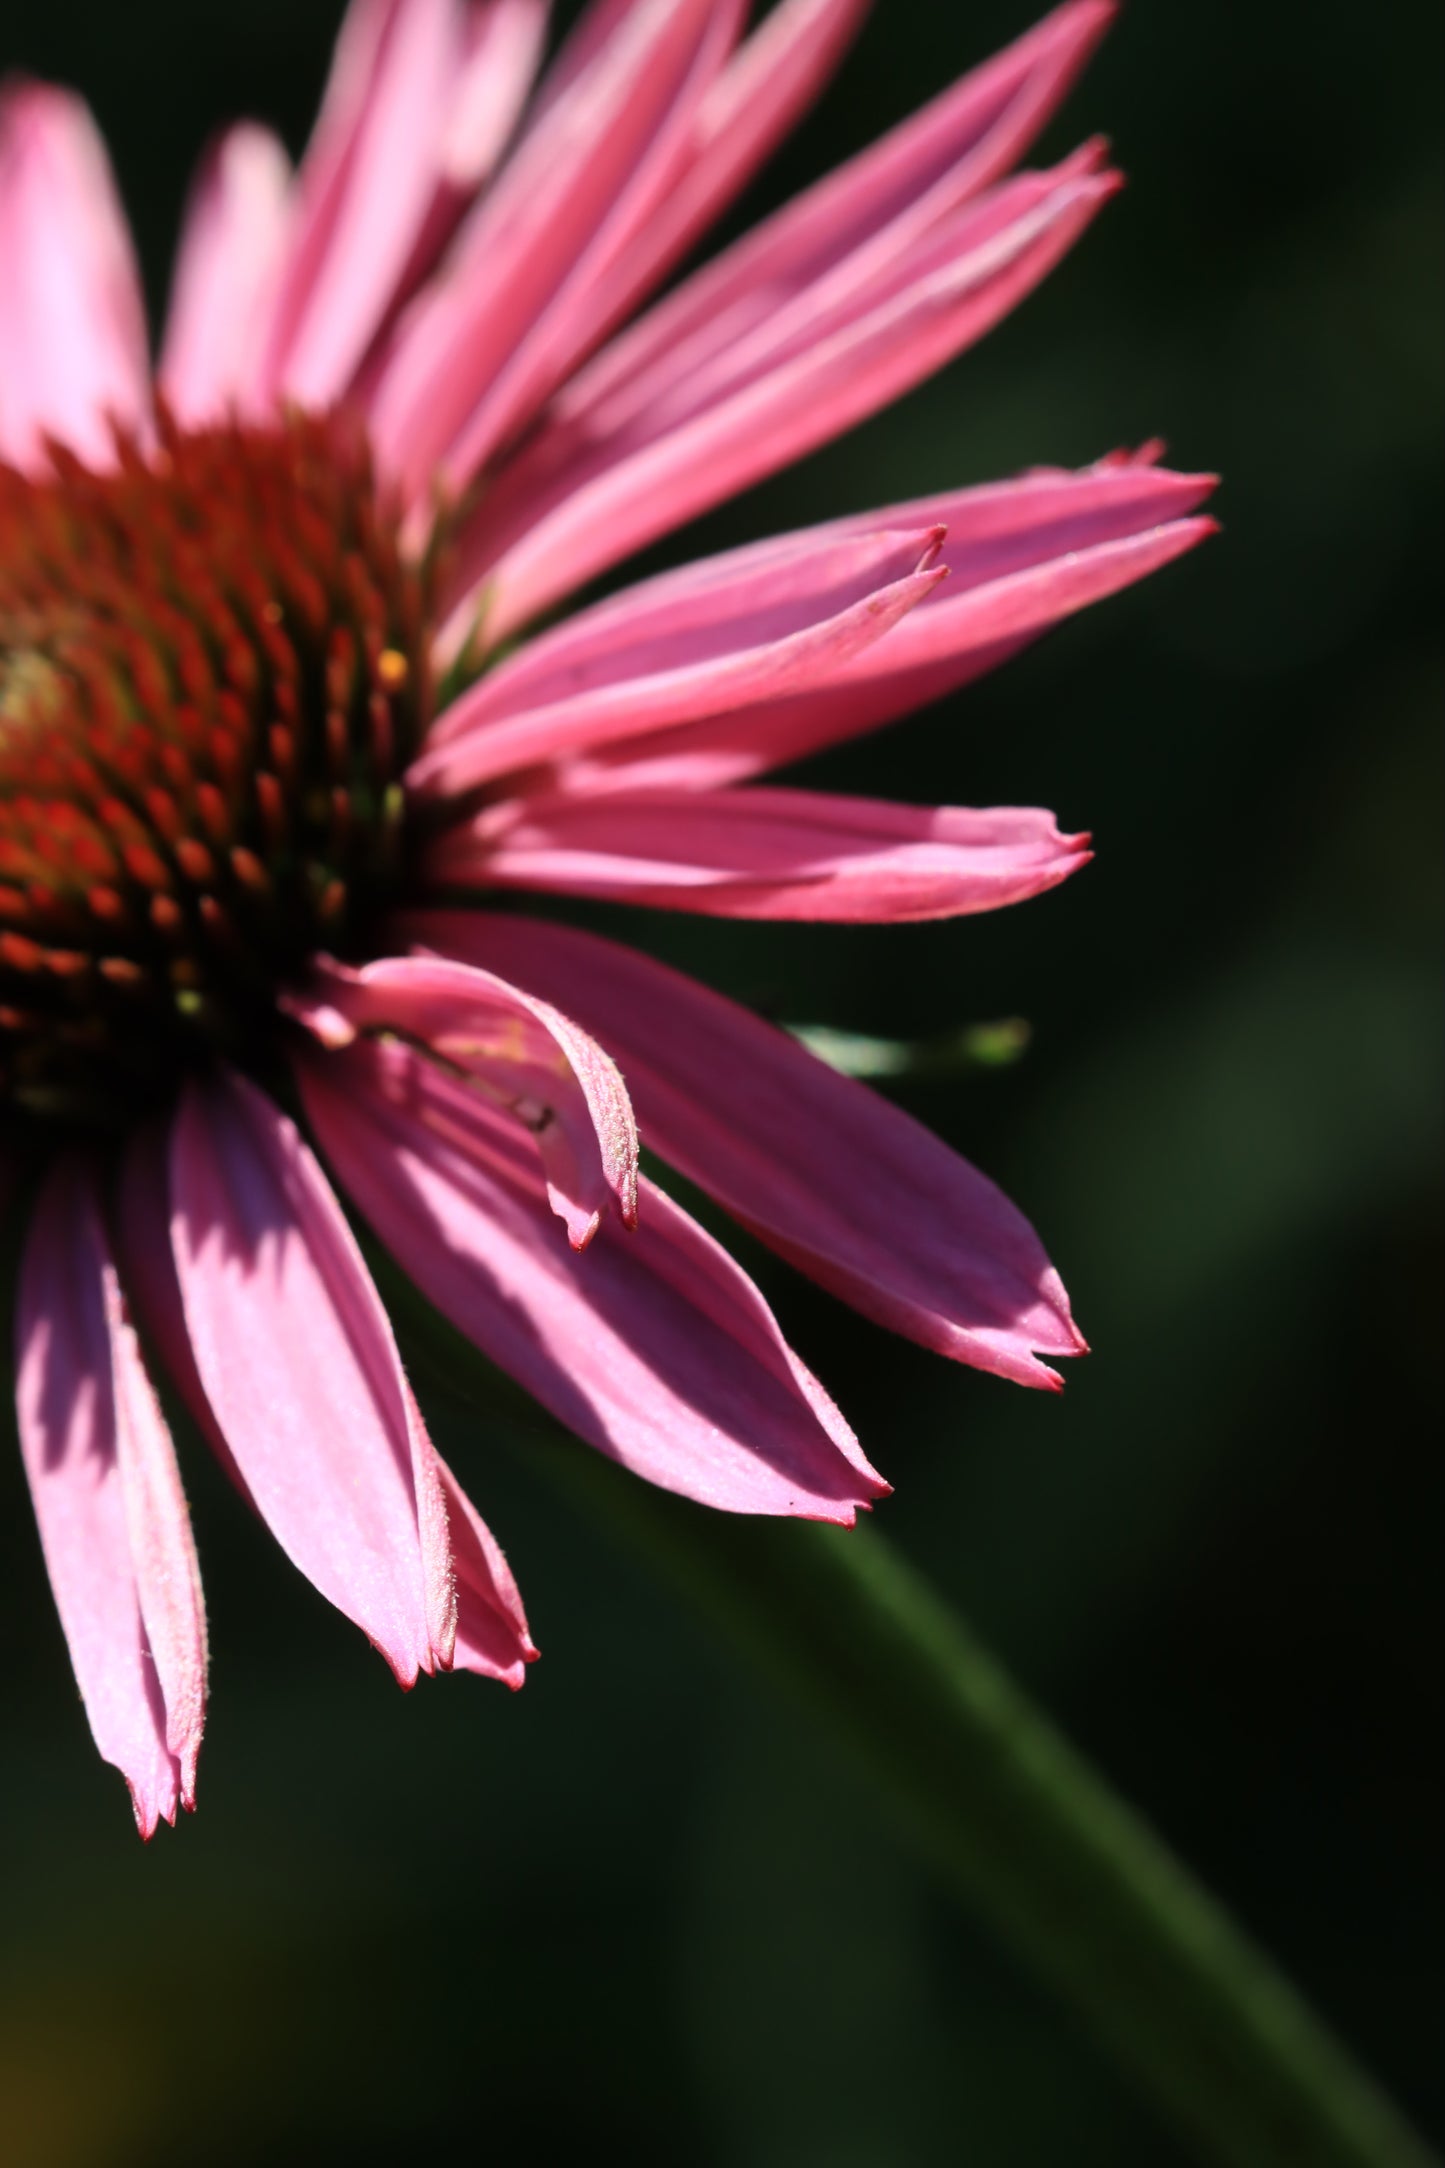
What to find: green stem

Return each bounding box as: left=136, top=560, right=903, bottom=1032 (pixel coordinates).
left=374, top=1245, right=1433, bottom=2168
left=523, top=1432, right=1435, bottom=2168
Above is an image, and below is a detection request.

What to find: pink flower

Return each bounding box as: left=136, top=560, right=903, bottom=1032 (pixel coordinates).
left=0, top=0, right=1214, bottom=1832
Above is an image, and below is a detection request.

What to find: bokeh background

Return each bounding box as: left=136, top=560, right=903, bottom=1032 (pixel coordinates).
left=2, top=2, right=1440, bottom=2162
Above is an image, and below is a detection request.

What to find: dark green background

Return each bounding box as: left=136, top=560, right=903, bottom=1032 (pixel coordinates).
left=2, top=3, right=1440, bottom=2162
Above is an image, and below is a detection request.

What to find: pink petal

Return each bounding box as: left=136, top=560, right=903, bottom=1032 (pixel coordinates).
left=432, top=0, right=746, bottom=489
left=428, top=786, right=1091, bottom=921
left=169, top=1066, right=456, bottom=1684
left=432, top=1441, right=538, bottom=1685
left=0, top=82, right=151, bottom=470
left=525, top=0, right=641, bottom=113
left=120, top=1110, right=533, bottom=1688
left=578, top=151, right=1109, bottom=439
left=263, top=0, right=472, bottom=409
left=15, top=1158, right=207, bottom=1835
left=378, top=0, right=550, bottom=313
left=417, top=526, right=945, bottom=793
left=408, top=912, right=1085, bottom=1388
left=434, top=517, right=941, bottom=726
left=442, top=1, right=551, bottom=191
left=569, top=0, right=871, bottom=350
left=298, top=1035, right=886, bottom=1523
left=552, top=0, right=1112, bottom=443
left=447, top=151, right=1117, bottom=638
left=292, top=950, right=639, bottom=1248
left=541, top=460, right=1218, bottom=793
left=158, top=124, right=293, bottom=426
left=114, top=1120, right=247, bottom=1491
left=369, top=0, right=742, bottom=500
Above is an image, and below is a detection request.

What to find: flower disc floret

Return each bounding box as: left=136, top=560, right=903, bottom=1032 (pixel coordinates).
left=0, top=411, right=432, bottom=1127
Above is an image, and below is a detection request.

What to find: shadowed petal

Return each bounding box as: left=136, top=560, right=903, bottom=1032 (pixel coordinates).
left=432, top=1439, right=538, bottom=1685
left=428, top=786, right=1091, bottom=920
left=169, top=1066, right=456, bottom=1684
left=121, top=1109, right=533, bottom=1687
left=15, top=1158, right=207, bottom=1835
left=416, top=525, right=945, bottom=792
left=294, top=951, right=639, bottom=1247
left=0, top=83, right=151, bottom=469
left=115, top=1120, right=251, bottom=1493
left=298, top=1035, right=886, bottom=1522
left=409, top=912, right=1085, bottom=1387
left=159, top=124, right=293, bottom=426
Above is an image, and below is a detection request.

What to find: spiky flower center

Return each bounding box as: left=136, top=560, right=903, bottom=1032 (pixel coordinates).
left=0, top=413, right=433, bottom=1130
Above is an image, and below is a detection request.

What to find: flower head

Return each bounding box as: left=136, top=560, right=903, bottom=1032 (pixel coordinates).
left=0, top=0, right=1214, bottom=1831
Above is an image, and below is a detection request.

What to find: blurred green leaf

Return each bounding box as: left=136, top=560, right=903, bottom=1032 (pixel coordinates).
left=789, top=1017, right=1032, bottom=1079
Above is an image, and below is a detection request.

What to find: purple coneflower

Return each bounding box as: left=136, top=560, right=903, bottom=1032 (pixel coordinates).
left=0, top=0, right=1214, bottom=1831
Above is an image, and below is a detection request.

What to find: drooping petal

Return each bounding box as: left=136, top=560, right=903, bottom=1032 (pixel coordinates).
left=168, top=1066, right=456, bottom=1684
left=114, top=1120, right=247, bottom=1489
left=539, top=458, right=1218, bottom=793
left=293, top=950, right=639, bottom=1248
left=432, top=1440, right=538, bottom=1684
left=446, top=150, right=1118, bottom=637
left=415, top=526, right=945, bottom=793
left=121, top=1108, right=534, bottom=1688
left=428, top=786, right=1091, bottom=921
left=298, top=1035, right=886, bottom=1522
left=159, top=124, right=293, bottom=426
left=0, top=83, right=151, bottom=469
left=15, top=1158, right=207, bottom=1835
left=369, top=0, right=744, bottom=499
left=408, top=912, right=1084, bottom=1388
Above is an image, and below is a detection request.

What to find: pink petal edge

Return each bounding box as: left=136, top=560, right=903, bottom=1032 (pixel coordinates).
left=428, top=785, right=1093, bottom=922
left=159, top=122, right=293, bottom=426
left=291, top=950, right=639, bottom=1248
left=446, top=151, right=1118, bottom=638
left=15, top=1157, right=207, bottom=1835
left=168, top=1065, right=456, bottom=1685
left=297, top=1034, right=886, bottom=1523
left=420, top=526, right=946, bottom=789
left=0, top=81, right=152, bottom=469
left=405, top=911, right=1086, bottom=1389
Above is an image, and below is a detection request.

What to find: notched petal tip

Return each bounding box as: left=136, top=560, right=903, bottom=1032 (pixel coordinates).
left=128, top=1776, right=180, bottom=1843
left=918, top=522, right=948, bottom=570
left=558, top=1197, right=604, bottom=1252
left=800, top=1479, right=891, bottom=1528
